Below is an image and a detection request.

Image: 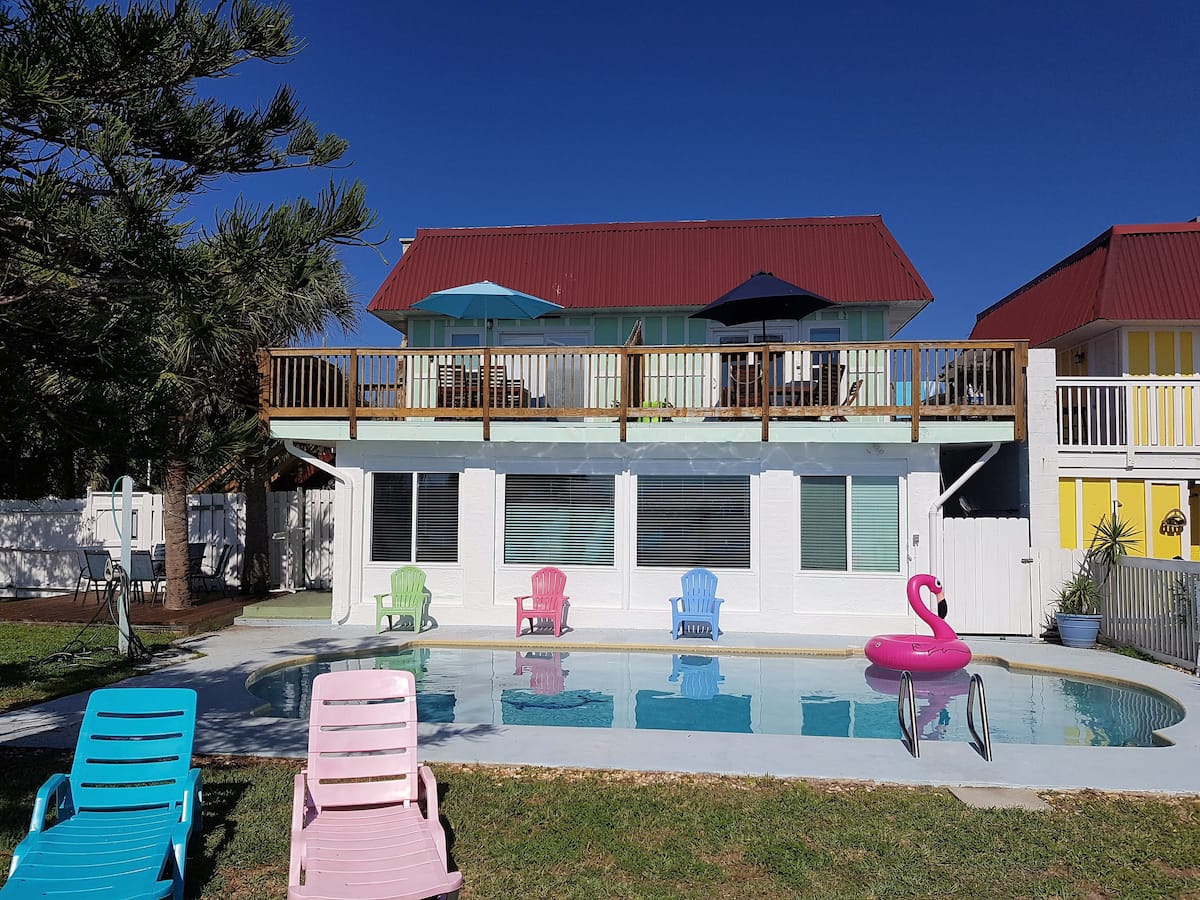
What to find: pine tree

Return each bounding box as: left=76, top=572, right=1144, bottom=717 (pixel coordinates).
left=0, top=0, right=377, bottom=607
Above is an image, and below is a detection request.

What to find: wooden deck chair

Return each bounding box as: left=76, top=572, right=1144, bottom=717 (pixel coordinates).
left=830, top=378, right=864, bottom=421
left=515, top=566, right=569, bottom=637
left=436, top=363, right=476, bottom=409
left=669, top=567, right=724, bottom=642
left=3, top=688, right=201, bottom=900
left=288, top=670, right=462, bottom=900
left=375, top=565, right=428, bottom=634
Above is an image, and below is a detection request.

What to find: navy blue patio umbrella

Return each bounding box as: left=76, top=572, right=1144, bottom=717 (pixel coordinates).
left=690, top=271, right=835, bottom=338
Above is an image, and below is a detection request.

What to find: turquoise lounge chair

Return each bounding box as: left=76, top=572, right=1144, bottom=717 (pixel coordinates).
left=2, top=688, right=201, bottom=900
left=375, top=565, right=429, bottom=634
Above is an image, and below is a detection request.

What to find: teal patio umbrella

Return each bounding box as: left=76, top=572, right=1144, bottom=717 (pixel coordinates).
left=411, top=280, right=564, bottom=344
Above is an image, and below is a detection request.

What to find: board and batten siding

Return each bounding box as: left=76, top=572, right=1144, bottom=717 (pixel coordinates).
left=1058, top=477, right=1197, bottom=561
left=402, top=307, right=890, bottom=348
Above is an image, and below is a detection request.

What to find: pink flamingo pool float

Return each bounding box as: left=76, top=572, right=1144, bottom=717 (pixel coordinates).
left=864, top=573, right=972, bottom=673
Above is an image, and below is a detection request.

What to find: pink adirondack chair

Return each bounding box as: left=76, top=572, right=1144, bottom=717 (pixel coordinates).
left=515, top=566, right=569, bottom=637
left=514, top=651, right=569, bottom=695
left=288, top=670, right=462, bottom=900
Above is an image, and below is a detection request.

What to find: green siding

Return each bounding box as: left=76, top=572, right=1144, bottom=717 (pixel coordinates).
left=409, top=319, right=431, bottom=347
left=594, top=317, right=620, bottom=345
left=847, top=311, right=863, bottom=342
left=645, top=317, right=663, bottom=344
left=688, top=318, right=709, bottom=344
left=865, top=308, right=886, bottom=340
left=665, top=316, right=686, bottom=344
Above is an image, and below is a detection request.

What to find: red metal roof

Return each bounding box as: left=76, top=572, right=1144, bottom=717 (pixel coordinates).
left=368, top=217, right=933, bottom=315
left=971, top=223, right=1200, bottom=346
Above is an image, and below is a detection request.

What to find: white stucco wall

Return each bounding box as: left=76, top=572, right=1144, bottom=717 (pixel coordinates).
left=1023, top=349, right=1066, bottom=628
left=327, top=439, right=950, bottom=637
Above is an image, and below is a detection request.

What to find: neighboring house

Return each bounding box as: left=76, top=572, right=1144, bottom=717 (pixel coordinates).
left=972, top=221, right=1200, bottom=561
left=263, top=217, right=1038, bottom=636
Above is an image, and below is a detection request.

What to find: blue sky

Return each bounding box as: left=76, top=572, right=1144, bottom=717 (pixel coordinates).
left=208, top=0, right=1199, bottom=345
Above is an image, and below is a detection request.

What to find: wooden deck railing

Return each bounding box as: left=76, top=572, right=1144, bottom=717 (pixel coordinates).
left=259, top=340, right=1028, bottom=441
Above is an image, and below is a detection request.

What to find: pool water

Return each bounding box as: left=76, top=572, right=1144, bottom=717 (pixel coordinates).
left=247, top=647, right=1183, bottom=748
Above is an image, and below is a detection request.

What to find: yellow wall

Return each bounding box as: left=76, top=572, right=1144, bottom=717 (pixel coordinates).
left=1058, top=477, right=1191, bottom=559
left=1128, top=332, right=1151, bottom=375
left=1150, top=482, right=1183, bottom=559
left=1059, top=480, right=1077, bottom=549
left=1191, top=487, right=1200, bottom=562
left=1154, top=332, right=1177, bottom=375
left=1116, top=481, right=1146, bottom=556
left=1056, top=342, right=1089, bottom=376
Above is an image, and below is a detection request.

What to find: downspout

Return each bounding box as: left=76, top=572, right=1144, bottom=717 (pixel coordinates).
left=928, top=442, right=1002, bottom=576
left=284, top=440, right=355, bottom=625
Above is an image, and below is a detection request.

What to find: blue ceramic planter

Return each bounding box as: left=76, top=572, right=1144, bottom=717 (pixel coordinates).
left=1056, top=613, right=1102, bottom=649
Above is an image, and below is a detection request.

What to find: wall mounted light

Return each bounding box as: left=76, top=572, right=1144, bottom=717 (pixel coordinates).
left=1072, top=351, right=1086, bottom=364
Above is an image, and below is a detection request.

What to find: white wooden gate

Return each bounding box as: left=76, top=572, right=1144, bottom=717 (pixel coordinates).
left=267, top=489, right=334, bottom=590
left=941, top=517, right=1034, bottom=634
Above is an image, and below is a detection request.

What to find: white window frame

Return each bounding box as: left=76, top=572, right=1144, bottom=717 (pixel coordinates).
left=797, top=472, right=905, bottom=575
left=499, top=472, right=617, bottom=567
left=632, top=471, right=755, bottom=570
left=368, top=471, right=460, bottom=564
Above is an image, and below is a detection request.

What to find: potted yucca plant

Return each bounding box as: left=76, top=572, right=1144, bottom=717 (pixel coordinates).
left=1053, top=512, right=1140, bottom=649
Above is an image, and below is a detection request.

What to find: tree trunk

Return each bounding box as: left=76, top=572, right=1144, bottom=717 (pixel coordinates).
left=162, top=456, right=193, bottom=609
left=242, top=461, right=271, bottom=596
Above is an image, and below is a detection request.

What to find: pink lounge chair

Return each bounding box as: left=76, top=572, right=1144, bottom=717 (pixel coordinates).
left=515, top=566, right=569, bottom=637
left=288, top=670, right=462, bottom=900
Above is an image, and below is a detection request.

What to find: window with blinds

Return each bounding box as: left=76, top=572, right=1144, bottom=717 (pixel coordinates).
left=371, top=472, right=460, bottom=563
left=504, top=474, right=615, bottom=565
left=800, top=475, right=899, bottom=573
left=851, top=476, right=900, bottom=572
left=636, top=475, right=751, bottom=568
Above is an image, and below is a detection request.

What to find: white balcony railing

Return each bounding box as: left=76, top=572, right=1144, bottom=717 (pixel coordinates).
left=1058, top=377, right=1200, bottom=451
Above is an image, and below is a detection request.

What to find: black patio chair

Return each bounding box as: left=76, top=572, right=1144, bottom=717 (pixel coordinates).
left=74, top=549, right=113, bottom=604
left=193, top=544, right=233, bottom=598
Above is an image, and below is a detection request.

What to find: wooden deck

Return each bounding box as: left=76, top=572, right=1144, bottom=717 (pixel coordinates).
left=0, top=592, right=255, bottom=634
left=261, top=340, right=1029, bottom=442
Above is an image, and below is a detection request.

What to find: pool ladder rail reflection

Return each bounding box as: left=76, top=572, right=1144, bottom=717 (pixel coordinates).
left=966, top=672, right=993, bottom=761
left=897, top=670, right=993, bottom=762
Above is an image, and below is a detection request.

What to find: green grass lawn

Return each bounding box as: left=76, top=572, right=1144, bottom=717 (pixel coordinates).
left=0, top=623, right=180, bottom=713
left=0, top=751, right=1196, bottom=899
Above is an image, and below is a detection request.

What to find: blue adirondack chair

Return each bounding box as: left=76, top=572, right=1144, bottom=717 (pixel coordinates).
left=2, top=687, right=201, bottom=900
left=669, top=567, right=724, bottom=642
left=669, top=654, right=725, bottom=699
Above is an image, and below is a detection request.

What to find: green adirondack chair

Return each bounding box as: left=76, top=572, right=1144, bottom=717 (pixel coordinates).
left=375, top=565, right=429, bottom=634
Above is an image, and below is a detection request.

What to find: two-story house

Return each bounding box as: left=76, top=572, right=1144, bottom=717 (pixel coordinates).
left=263, top=217, right=1035, bottom=635
left=971, top=221, right=1200, bottom=561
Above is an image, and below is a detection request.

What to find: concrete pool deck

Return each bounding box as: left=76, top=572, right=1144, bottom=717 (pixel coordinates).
left=1, top=624, right=1198, bottom=794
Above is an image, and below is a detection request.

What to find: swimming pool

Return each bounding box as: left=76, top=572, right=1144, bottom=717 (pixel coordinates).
left=246, top=646, right=1183, bottom=748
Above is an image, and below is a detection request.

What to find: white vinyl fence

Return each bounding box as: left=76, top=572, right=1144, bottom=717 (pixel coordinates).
left=1103, top=556, right=1200, bottom=672
left=941, top=517, right=1034, bottom=635
left=0, top=489, right=334, bottom=596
